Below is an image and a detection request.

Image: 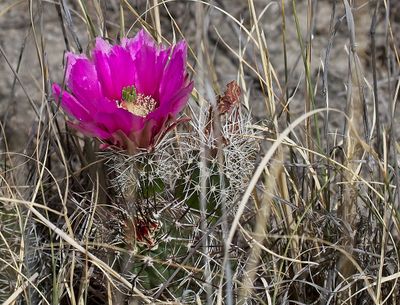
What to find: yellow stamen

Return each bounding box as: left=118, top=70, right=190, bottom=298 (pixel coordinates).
left=120, top=93, right=157, bottom=117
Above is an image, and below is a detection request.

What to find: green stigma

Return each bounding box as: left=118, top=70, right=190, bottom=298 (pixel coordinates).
left=122, top=85, right=137, bottom=103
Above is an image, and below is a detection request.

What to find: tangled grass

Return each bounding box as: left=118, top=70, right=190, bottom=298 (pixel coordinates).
left=1, top=0, right=400, bottom=304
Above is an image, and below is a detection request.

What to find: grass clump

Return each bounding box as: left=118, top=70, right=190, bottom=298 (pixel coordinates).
left=1, top=0, right=400, bottom=304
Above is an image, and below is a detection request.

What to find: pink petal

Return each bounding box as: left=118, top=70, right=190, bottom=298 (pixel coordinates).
left=158, top=41, right=187, bottom=104
left=93, top=38, right=136, bottom=101
left=132, top=44, right=162, bottom=97
left=92, top=38, right=117, bottom=100
left=128, top=118, right=158, bottom=149
left=52, top=83, right=92, bottom=122
left=69, top=121, right=111, bottom=139
left=70, top=106, right=143, bottom=143
left=65, top=52, right=87, bottom=82
left=94, top=108, right=141, bottom=135
left=108, top=45, right=136, bottom=100
left=124, top=30, right=158, bottom=55
left=66, top=52, right=102, bottom=108
left=168, top=80, right=194, bottom=115
left=124, top=30, right=171, bottom=99
left=147, top=80, right=193, bottom=123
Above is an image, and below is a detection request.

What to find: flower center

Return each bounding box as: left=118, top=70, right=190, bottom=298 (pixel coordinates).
left=119, top=86, right=157, bottom=117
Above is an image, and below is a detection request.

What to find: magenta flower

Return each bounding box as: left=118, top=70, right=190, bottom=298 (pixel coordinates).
left=52, top=30, right=193, bottom=153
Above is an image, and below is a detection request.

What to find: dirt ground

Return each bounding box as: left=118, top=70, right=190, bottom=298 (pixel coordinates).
left=0, top=0, right=399, bottom=151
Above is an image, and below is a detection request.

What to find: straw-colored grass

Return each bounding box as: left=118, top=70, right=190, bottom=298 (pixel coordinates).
left=1, top=0, right=399, bottom=304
